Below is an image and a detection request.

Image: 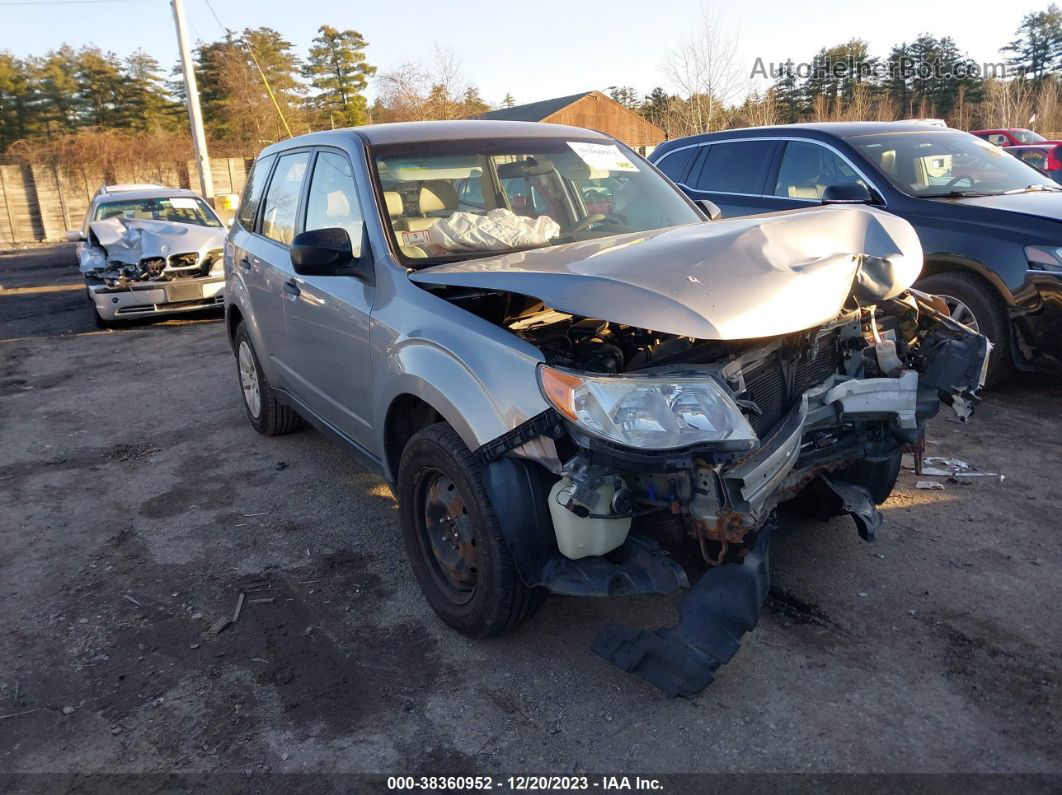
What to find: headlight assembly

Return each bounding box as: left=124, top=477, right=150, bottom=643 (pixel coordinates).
left=538, top=364, right=758, bottom=451
left=1025, top=245, right=1062, bottom=273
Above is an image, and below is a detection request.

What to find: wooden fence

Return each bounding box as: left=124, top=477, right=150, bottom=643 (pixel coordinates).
left=0, top=156, right=251, bottom=245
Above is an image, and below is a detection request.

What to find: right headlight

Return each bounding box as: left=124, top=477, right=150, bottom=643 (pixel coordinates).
left=538, top=364, right=758, bottom=451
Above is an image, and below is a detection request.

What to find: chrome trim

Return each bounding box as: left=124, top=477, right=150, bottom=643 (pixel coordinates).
left=655, top=135, right=886, bottom=208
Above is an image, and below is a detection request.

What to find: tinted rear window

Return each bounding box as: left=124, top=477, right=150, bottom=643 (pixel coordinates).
left=689, top=141, right=773, bottom=194
left=655, top=147, right=696, bottom=182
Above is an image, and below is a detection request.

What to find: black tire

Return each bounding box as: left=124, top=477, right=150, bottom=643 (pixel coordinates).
left=784, top=452, right=902, bottom=519
left=915, top=271, right=1012, bottom=387
left=233, top=322, right=302, bottom=436
left=397, top=422, right=544, bottom=637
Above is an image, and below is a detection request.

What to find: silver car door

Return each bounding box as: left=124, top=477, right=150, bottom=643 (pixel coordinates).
left=280, top=148, right=375, bottom=449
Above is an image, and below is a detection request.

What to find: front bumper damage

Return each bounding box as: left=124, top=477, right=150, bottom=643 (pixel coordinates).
left=87, top=276, right=225, bottom=321
left=80, top=215, right=227, bottom=320
left=479, top=291, right=989, bottom=695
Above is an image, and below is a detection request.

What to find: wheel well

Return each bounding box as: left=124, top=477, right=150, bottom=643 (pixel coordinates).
left=918, top=259, right=1011, bottom=307
left=384, top=394, right=443, bottom=478
left=226, top=305, right=244, bottom=351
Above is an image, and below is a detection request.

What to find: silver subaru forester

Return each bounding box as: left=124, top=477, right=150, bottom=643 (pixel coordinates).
left=224, top=120, right=987, bottom=695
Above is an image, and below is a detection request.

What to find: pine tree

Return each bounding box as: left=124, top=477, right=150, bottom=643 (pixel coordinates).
left=303, top=25, right=375, bottom=128
left=0, top=52, right=39, bottom=148
left=1003, top=4, right=1062, bottom=80
left=34, top=46, right=80, bottom=134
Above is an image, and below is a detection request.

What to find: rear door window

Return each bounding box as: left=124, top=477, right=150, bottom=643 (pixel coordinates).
left=260, top=151, right=310, bottom=245
left=237, top=153, right=276, bottom=230
left=688, top=141, right=773, bottom=194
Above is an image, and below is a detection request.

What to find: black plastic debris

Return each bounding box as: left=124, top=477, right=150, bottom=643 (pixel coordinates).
left=820, top=476, right=882, bottom=542
left=591, top=521, right=776, bottom=697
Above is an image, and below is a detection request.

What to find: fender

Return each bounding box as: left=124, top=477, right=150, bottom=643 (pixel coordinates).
left=374, top=337, right=550, bottom=481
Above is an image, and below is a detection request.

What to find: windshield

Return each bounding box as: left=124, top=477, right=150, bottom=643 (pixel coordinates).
left=93, top=196, right=222, bottom=228
left=371, top=137, right=702, bottom=264
left=850, top=130, right=1058, bottom=197
left=1014, top=128, right=1046, bottom=143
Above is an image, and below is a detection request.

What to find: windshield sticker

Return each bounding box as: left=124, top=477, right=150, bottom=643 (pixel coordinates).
left=168, top=198, right=199, bottom=209
left=401, top=230, right=431, bottom=248
left=567, top=142, right=639, bottom=172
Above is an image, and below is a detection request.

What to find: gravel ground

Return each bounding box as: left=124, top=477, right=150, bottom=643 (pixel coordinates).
left=1, top=245, right=1060, bottom=782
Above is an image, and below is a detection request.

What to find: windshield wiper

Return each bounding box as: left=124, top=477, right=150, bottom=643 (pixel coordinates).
left=1001, top=184, right=1062, bottom=194
left=921, top=190, right=994, bottom=198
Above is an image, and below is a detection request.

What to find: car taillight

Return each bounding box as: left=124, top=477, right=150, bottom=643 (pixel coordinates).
left=1048, top=147, right=1062, bottom=171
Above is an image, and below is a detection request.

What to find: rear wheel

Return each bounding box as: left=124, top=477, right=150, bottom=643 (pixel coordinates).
left=916, top=271, right=1012, bottom=387
left=233, top=323, right=302, bottom=436
left=397, top=422, right=543, bottom=637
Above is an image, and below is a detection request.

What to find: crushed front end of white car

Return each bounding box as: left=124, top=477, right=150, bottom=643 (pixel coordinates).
left=80, top=216, right=226, bottom=323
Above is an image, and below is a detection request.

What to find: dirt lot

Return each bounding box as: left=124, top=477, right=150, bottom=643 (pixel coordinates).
left=1, top=245, right=1060, bottom=781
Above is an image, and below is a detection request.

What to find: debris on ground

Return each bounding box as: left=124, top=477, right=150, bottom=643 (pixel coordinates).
left=916, top=480, right=945, bottom=490
left=911, top=456, right=1004, bottom=483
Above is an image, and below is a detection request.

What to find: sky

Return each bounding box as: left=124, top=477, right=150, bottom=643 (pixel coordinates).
left=0, top=0, right=1043, bottom=106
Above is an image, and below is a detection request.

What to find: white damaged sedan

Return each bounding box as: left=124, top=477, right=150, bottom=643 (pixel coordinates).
left=68, top=184, right=227, bottom=327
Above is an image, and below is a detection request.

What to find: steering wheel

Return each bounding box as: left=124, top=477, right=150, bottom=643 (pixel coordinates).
left=566, top=213, right=626, bottom=234
left=944, top=175, right=974, bottom=189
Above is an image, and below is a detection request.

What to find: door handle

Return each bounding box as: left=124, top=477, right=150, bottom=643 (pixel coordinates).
left=238, top=256, right=252, bottom=271
left=283, top=279, right=301, bottom=298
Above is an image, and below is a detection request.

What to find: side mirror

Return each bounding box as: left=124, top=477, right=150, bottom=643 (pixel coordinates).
left=290, top=226, right=373, bottom=283
left=697, top=199, right=722, bottom=220
left=65, top=229, right=84, bottom=242
left=822, top=183, right=872, bottom=205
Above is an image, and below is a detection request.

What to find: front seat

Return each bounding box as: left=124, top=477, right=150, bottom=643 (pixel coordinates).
left=403, top=181, right=458, bottom=231
left=779, top=153, right=825, bottom=200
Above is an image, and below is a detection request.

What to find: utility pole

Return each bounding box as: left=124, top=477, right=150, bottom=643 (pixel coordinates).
left=171, top=0, right=214, bottom=200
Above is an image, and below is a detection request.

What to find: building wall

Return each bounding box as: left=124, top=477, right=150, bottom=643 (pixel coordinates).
left=543, top=92, right=665, bottom=149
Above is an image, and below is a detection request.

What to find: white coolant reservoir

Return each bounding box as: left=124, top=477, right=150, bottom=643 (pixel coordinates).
left=548, top=477, right=632, bottom=560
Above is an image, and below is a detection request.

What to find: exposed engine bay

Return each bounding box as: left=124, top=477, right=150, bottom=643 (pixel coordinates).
left=408, top=205, right=989, bottom=695
left=449, top=285, right=987, bottom=561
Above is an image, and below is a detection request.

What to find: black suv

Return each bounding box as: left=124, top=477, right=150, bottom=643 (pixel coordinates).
left=650, top=122, right=1062, bottom=385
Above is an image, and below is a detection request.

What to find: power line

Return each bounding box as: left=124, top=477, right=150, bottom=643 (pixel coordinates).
left=0, top=0, right=138, bottom=5
left=200, top=0, right=294, bottom=138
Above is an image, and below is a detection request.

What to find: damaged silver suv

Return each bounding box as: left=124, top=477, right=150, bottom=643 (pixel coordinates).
left=225, top=121, right=988, bottom=696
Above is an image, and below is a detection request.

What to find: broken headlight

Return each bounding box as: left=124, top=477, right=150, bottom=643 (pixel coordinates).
left=538, top=365, right=757, bottom=450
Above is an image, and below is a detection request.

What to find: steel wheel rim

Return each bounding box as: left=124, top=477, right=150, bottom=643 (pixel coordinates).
left=937, top=294, right=980, bottom=332
left=417, top=469, right=478, bottom=603
left=238, top=340, right=261, bottom=418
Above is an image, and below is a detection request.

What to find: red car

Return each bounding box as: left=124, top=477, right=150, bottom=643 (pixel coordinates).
left=971, top=127, right=1062, bottom=147
left=1005, top=143, right=1062, bottom=182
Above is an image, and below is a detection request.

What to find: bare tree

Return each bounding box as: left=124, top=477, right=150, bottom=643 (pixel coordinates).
left=373, top=45, right=486, bottom=122
left=981, top=77, right=1035, bottom=128
left=662, top=6, right=742, bottom=134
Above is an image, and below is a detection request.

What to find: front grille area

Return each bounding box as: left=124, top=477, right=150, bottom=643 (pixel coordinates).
left=742, top=333, right=839, bottom=437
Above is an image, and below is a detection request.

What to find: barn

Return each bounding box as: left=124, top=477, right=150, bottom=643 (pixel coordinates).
left=478, top=91, right=666, bottom=155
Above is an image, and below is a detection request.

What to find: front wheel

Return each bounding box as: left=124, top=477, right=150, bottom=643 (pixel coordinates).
left=784, top=451, right=902, bottom=519
left=916, top=271, right=1012, bottom=387
left=397, top=423, right=543, bottom=637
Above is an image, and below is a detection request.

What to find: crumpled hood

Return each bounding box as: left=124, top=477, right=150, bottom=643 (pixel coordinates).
left=410, top=205, right=923, bottom=340
left=84, top=216, right=226, bottom=271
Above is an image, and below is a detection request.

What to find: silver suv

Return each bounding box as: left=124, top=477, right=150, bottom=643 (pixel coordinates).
left=224, top=121, right=987, bottom=695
